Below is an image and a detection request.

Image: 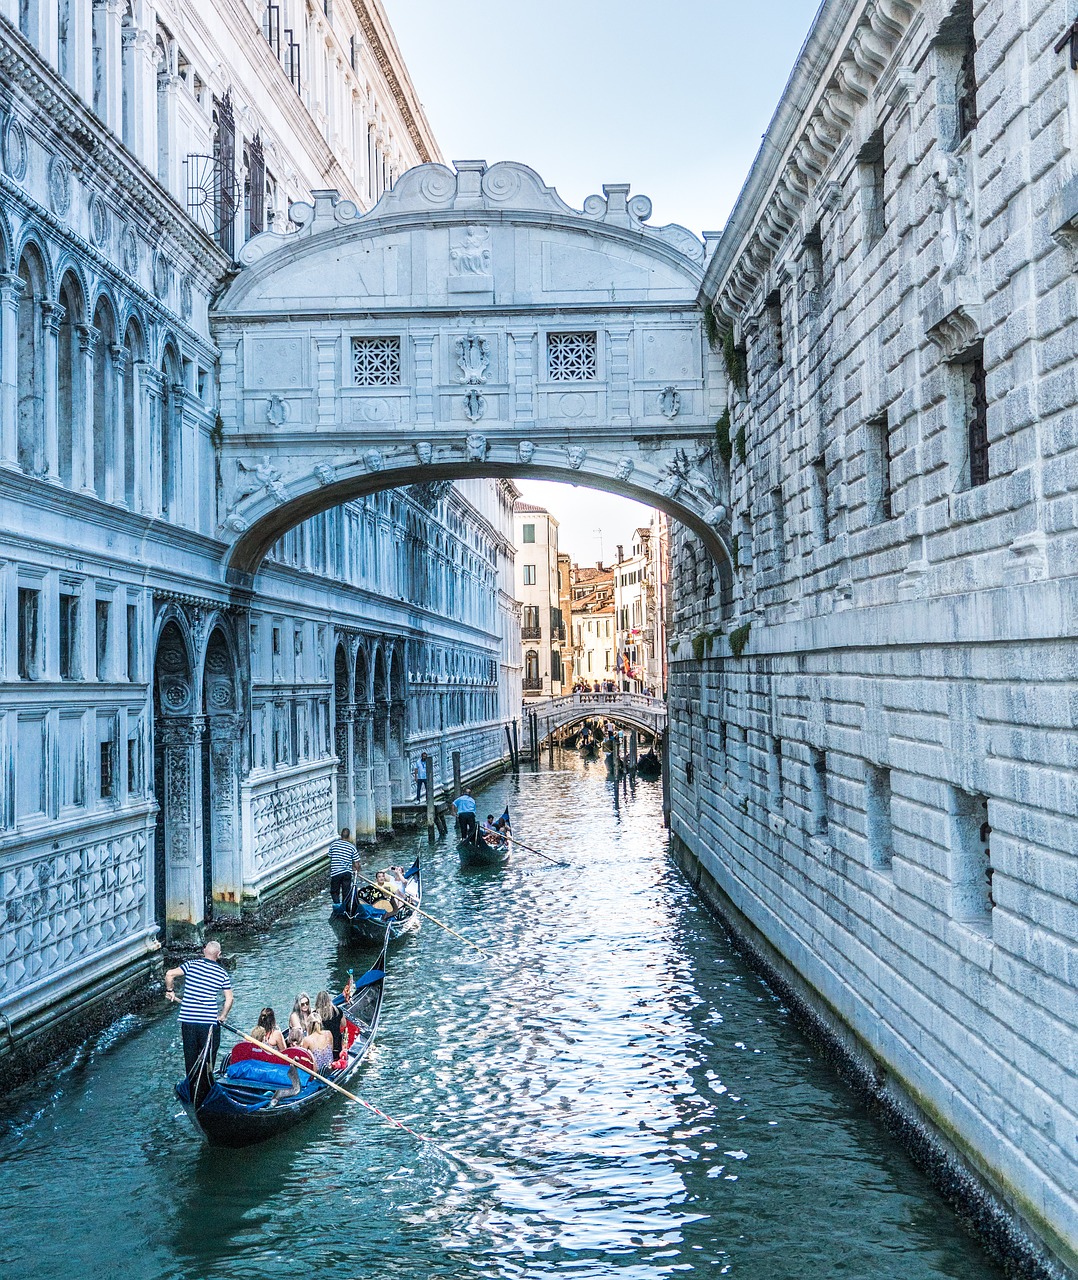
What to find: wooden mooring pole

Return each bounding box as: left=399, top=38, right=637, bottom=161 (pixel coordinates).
left=427, top=756, right=436, bottom=843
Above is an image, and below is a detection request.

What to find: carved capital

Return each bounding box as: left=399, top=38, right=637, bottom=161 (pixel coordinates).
left=40, top=300, right=65, bottom=335
left=0, top=273, right=26, bottom=307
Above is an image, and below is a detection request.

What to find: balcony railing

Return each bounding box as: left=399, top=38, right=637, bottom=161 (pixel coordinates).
left=523, top=677, right=544, bottom=693
left=521, top=626, right=542, bottom=640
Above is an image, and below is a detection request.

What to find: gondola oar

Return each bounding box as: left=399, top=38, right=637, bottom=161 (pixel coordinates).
left=506, top=834, right=569, bottom=868
left=349, top=871, right=491, bottom=958
left=220, top=1023, right=456, bottom=1157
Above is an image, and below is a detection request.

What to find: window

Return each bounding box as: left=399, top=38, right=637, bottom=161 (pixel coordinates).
left=965, top=357, right=989, bottom=487
left=95, top=600, right=110, bottom=679
left=859, top=128, right=886, bottom=246
left=522, top=605, right=540, bottom=634
left=60, top=713, right=85, bottom=808
left=803, top=224, right=825, bottom=316
left=272, top=625, right=282, bottom=655
left=810, top=748, right=828, bottom=836
left=98, top=717, right=117, bottom=800
left=770, top=487, right=786, bottom=569
left=59, top=592, right=79, bottom=680
left=17, top=587, right=40, bottom=680
left=768, top=738, right=783, bottom=808
left=352, top=336, right=401, bottom=386
left=765, top=289, right=784, bottom=366
left=866, top=765, right=894, bottom=869
left=523, top=565, right=536, bottom=586
left=866, top=417, right=893, bottom=524
left=948, top=788, right=992, bottom=921
left=521, top=523, right=535, bottom=544
left=126, top=604, right=138, bottom=681
left=811, top=458, right=829, bottom=547
left=936, top=0, right=977, bottom=150
left=547, top=331, right=597, bottom=381
left=127, top=731, right=140, bottom=794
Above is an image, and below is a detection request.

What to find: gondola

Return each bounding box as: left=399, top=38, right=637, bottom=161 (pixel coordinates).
left=636, top=749, right=662, bottom=777
left=175, top=936, right=388, bottom=1148
left=329, top=857, right=421, bottom=947
left=458, top=806, right=511, bottom=868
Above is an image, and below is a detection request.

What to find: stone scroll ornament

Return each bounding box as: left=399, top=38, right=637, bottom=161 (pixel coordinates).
left=660, top=386, right=681, bottom=419
left=456, top=334, right=489, bottom=384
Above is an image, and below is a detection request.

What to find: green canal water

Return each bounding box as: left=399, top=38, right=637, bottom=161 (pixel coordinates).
left=0, top=752, right=1003, bottom=1280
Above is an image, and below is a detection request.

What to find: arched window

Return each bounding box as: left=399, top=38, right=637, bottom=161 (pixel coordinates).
left=525, top=650, right=539, bottom=684
left=91, top=299, right=115, bottom=500
left=160, top=344, right=181, bottom=518
left=57, top=272, right=81, bottom=488
left=122, top=320, right=142, bottom=507
left=16, top=249, right=46, bottom=476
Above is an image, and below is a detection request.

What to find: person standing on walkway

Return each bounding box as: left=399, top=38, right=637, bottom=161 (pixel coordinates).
left=164, top=940, right=233, bottom=1079
left=452, top=787, right=478, bottom=843
left=328, top=828, right=358, bottom=904
left=413, top=752, right=429, bottom=803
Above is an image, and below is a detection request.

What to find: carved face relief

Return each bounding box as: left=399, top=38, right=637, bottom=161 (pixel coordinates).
left=517, top=440, right=536, bottom=464
left=363, top=448, right=385, bottom=473
left=566, top=446, right=587, bottom=470
left=615, top=457, right=634, bottom=481
left=465, top=433, right=488, bottom=462
left=414, top=441, right=433, bottom=465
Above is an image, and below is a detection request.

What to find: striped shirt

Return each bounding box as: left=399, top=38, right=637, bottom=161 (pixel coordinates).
left=178, top=958, right=231, bottom=1025
left=328, top=839, right=357, bottom=876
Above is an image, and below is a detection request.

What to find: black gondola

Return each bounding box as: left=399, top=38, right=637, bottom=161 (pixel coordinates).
left=636, top=749, right=662, bottom=777
left=329, top=858, right=421, bottom=947
left=175, top=937, right=388, bottom=1148
left=458, top=806, right=511, bottom=868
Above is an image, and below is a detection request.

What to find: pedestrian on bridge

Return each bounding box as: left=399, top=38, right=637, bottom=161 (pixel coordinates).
left=413, top=752, right=429, bottom=803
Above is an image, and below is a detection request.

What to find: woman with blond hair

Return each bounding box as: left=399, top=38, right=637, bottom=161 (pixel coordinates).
left=287, top=993, right=312, bottom=1045
left=314, top=990, right=345, bottom=1059
left=301, top=1015, right=334, bottom=1073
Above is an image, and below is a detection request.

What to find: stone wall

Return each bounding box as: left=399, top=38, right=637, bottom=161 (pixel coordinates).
left=674, top=0, right=1078, bottom=1273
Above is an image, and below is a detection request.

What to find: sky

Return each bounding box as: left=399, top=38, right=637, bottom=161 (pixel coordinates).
left=384, top=0, right=822, bottom=563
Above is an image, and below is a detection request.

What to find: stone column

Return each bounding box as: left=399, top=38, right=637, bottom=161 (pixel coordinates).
left=157, top=715, right=206, bottom=943
left=0, top=274, right=25, bottom=469
left=352, top=702, right=377, bottom=843
left=156, top=68, right=182, bottom=197
left=131, top=29, right=158, bottom=172
left=373, top=699, right=393, bottom=834
left=70, top=0, right=95, bottom=105
left=92, top=0, right=124, bottom=134
left=40, top=301, right=64, bottom=483
left=334, top=704, right=355, bottom=835
left=207, top=712, right=242, bottom=920
left=136, top=362, right=161, bottom=515
left=110, top=342, right=128, bottom=506
left=75, top=324, right=97, bottom=495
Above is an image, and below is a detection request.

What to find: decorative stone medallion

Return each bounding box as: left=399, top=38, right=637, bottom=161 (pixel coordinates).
left=47, top=155, right=72, bottom=216
left=152, top=249, right=171, bottom=300
left=89, top=193, right=110, bottom=248
left=120, top=226, right=139, bottom=276
left=1, top=112, right=28, bottom=181
left=180, top=275, right=193, bottom=320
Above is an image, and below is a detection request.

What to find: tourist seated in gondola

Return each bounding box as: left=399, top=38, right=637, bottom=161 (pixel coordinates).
left=314, top=991, right=345, bottom=1059
left=256, top=1006, right=288, bottom=1052
left=301, top=1015, right=334, bottom=1073
left=371, top=869, right=399, bottom=915
left=287, top=993, right=312, bottom=1045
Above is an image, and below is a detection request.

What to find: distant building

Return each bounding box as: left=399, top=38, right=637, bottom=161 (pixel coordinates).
left=614, top=513, right=669, bottom=695
left=557, top=552, right=574, bottom=690
left=569, top=563, right=617, bottom=688
left=514, top=502, right=564, bottom=697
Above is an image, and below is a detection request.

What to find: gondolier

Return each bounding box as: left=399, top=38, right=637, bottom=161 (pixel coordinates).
left=452, top=787, right=478, bottom=843
left=164, top=940, right=233, bottom=1079
left=328, top=828, right=358, bottom=904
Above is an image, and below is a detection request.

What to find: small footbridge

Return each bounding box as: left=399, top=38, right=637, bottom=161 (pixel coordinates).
left=524, top=692, right=667, bottom=745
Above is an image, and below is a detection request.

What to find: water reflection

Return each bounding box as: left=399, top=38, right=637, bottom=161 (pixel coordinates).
left=0, top=751, right=1002, bottom=1280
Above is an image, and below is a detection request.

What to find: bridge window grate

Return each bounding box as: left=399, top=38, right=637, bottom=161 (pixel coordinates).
left=352, top=336, right=402, bottom=386
left=547, top=331, right=597, bottom=382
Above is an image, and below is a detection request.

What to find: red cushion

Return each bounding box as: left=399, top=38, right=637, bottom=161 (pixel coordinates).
left=286, top=1046, right=317, bottom=1071
left=229, top=1041, right=288, bottom=1066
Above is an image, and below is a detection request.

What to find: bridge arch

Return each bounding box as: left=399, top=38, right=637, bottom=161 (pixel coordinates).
left=210, top=161, right=732, bottom=589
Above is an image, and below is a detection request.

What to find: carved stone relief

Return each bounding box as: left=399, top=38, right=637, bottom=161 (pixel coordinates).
left=463, top=389, right=486, bottom=422
left=1, top=112, right=27, bottom=181
left=47, top=155, right=72, bottom=216
left=456, top=333, right=490, bottom=384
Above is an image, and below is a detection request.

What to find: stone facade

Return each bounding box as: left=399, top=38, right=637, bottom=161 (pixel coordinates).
left=515, top=501, right=564, bottom=696
left=669, top=0, right=1078, bottom=1274
left=0, top=1, right=514, bottom=1077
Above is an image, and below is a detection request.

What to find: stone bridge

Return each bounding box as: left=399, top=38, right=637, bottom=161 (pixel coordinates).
left=210, top=160, right=730, bottom=583
left=525, top=692, right=667, bottom=743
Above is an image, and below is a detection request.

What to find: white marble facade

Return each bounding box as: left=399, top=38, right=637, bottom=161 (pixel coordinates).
left=0, top=2, right=515, bottom=1058
left=669, top=0, right=1078, bottom=1273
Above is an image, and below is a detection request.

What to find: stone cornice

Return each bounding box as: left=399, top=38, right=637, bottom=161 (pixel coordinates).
left=0, top=17, right=229, bottom=285
left=350, top=0, right=440, bottom=165
left=701, top=0, right=920, bottom=320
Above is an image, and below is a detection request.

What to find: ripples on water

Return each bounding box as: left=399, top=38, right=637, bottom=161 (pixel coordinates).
left=0, top=754, right=1001, bottom=1280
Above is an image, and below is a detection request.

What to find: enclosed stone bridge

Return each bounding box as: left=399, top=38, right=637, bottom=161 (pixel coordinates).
left=526, top=692, right=667, bottom=743
left=211, top=160, right=729, bottom=583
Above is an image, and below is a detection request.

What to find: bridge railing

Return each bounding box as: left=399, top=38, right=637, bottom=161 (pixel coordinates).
left=523, top=692, right=667, bottom=719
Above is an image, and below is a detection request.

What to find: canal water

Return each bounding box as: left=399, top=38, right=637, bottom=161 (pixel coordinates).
left=0, top=752, right=1002, bottom=1280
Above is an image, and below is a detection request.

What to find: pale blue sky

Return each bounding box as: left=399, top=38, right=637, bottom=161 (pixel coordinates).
left=384, top=0, right=821, bottom=561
